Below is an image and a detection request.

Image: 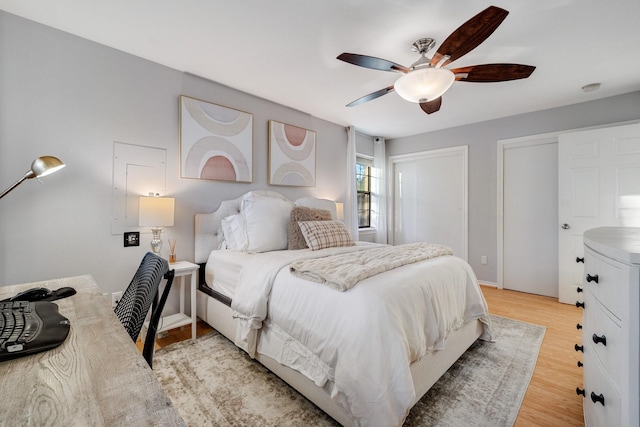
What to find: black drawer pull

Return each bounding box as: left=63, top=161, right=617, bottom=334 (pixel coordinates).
left=576, top=323, right=582, bottom=330
left=592, top=334, right=607, bottom=346
left=590, top=392, right=605, bottom=406
left=577, top=286, right=583, bottom=293
left=576, top=301, right=585, bottom=309
left=577, top=361, right=583, bottom=367
left=575, top=344, right=584, bottom=353
left=576, top=257, right=584, bottom=263
left=586, top=274, right=599, bottom=283
left=576, top=387, right=585, bottom=397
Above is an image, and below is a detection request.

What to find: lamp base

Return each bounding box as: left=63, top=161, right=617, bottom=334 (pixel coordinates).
left=150, top=227, right=164, bottom=255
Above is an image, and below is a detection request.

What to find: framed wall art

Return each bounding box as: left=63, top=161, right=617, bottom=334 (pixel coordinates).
left=179, top=95, right=253, bottom=182
left=268, top=120, right=316, bottom=187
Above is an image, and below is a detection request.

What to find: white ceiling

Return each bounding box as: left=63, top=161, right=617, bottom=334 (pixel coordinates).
left=2, top=0, right=639, bottom=139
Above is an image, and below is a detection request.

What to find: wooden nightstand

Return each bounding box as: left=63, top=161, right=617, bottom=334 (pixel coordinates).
left=158, top=261, right=198, bottom=341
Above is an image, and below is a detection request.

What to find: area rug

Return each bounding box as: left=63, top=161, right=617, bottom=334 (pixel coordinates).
left=153, top=315, right=544, bottom=427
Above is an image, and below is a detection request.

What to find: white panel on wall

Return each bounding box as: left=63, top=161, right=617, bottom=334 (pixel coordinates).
left=112, top=142, right=167, bottom=234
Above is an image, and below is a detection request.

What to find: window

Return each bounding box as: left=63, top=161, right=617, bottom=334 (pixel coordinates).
left=356, top=161, right=371, bottom=228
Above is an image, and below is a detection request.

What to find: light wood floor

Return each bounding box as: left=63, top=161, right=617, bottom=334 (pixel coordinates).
left=481, top=285, right=584, bottom=427
left=142, top=286, right=585, bottom=427
left=136, top=321, right=213, bottom=352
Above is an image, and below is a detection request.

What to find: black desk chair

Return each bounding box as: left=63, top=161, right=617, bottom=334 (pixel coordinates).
left=114, top=252, right=174, bottom=368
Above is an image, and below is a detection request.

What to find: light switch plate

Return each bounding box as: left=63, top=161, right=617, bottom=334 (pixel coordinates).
left=124, top=231, right=140, bottom=247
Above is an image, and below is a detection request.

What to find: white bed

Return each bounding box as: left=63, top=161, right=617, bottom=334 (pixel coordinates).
left=195, top=191, right=491, bottom=427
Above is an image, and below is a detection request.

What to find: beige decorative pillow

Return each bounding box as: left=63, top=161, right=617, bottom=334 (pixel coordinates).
left=298, top=220, right=356, bottom=251
left=288, top=206, right=332, bottom=250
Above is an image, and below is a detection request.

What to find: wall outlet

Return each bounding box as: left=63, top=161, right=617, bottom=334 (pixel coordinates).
left=481, top=256, right=488, bottom=265
left=111, top=291, right=123, bottom=308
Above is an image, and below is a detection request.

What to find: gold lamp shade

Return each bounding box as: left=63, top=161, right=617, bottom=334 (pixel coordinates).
left=28, top=156, right=66, bottom=179
left=0, top=155, right=66, bottom=200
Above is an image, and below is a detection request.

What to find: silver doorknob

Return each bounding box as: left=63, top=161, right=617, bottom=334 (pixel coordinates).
left=561, top=224, right=570, bottom=229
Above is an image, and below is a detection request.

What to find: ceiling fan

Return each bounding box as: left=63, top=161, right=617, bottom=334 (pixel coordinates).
left=337, top=5, right=536, bottom=115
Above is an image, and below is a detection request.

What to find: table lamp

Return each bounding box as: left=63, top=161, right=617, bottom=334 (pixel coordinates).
left=139, top=196, right=175, bottom=255
left=0, top=156, right=65, bottom=200
left=336, top=202, right=344, bottom=220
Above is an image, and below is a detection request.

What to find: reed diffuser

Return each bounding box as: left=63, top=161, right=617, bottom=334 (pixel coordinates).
left=168, top=239, right=177, bottom=263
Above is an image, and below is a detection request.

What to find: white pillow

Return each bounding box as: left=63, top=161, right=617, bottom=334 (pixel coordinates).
left=295, top=198, right=338, bottom=220
left=298, top=220, right=355, bottom=251
left=221, top=214, right=248, bottom=251
left=242, top=193, right=293, bottom=252
left=245, top=189, right=288, bottom=201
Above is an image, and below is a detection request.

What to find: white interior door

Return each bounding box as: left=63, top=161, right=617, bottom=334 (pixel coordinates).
left=503, top=138, right=558, bottom=297
left=558, top=122, right=640, bottom=303
left=390, top=146, right=468, bottom=260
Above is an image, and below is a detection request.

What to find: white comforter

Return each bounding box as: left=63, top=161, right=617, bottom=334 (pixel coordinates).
left=230, top=243, right=491, bottom=427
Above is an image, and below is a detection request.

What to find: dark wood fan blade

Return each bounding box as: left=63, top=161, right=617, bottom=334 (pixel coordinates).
left=420, top=97, right=442, bottom=114
left=431, top=6, right=509, bottom=67
left=346, top=86, right=395, bottom=107
left=451, top=64, right=536, bottom=82
left=338, top=53, right=409, bottom=73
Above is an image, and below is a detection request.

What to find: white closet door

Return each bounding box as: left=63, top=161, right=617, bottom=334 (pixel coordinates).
left=390, top=146, right=468, bottom=260
left=503, top=139, right=558, bottom=297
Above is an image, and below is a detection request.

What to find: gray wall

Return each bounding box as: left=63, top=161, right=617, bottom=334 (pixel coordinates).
left=3, top=11, right=639, bottom=293
left=387, top=91, right=640, bottom=283
left=0, top=12, right=348, bottom=297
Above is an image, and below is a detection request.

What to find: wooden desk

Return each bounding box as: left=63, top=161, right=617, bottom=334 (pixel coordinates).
left=0, top=275, right=185, bottom=426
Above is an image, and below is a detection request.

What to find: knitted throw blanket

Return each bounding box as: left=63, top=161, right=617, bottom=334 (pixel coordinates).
left=289, top=242, right=453, bottom=291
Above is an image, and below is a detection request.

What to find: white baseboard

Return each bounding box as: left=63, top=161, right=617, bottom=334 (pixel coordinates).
left=478, top=281, right=497, bottom=288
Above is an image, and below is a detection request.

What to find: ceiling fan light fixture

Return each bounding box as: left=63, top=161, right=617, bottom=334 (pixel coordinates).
left=394, top=67, right=455, bottom=103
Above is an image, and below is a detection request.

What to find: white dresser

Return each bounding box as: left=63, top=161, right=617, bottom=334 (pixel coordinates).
left=579, top=227, right=640, bottom=427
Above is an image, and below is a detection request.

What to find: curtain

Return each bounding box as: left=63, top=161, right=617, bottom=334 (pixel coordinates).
left=345, top=126, right=359, bottom=240
left=372, top=137, right=388, bottom=243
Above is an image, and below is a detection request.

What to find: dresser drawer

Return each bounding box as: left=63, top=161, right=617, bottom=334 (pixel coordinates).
left=583, top=347, right=621, bottom=427
left=582, top=228, right=640, bottom=427
left=583, top=289, right=623, bottom=389
left=584, top=248, right=625, bottom=320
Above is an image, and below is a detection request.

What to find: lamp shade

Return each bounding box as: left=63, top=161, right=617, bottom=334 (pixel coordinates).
left=139, top=197, right=175, bottom=227
left=336, top=202, right=344, bottom=220
left=394, top=68, right=455, bottom=103
left=0, top=155, right=66, bottom=200
left=28, top=156, right=66, bottom=179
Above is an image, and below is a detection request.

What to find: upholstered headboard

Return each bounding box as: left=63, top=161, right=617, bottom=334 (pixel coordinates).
left=194, top=190, right=289, bottom=264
